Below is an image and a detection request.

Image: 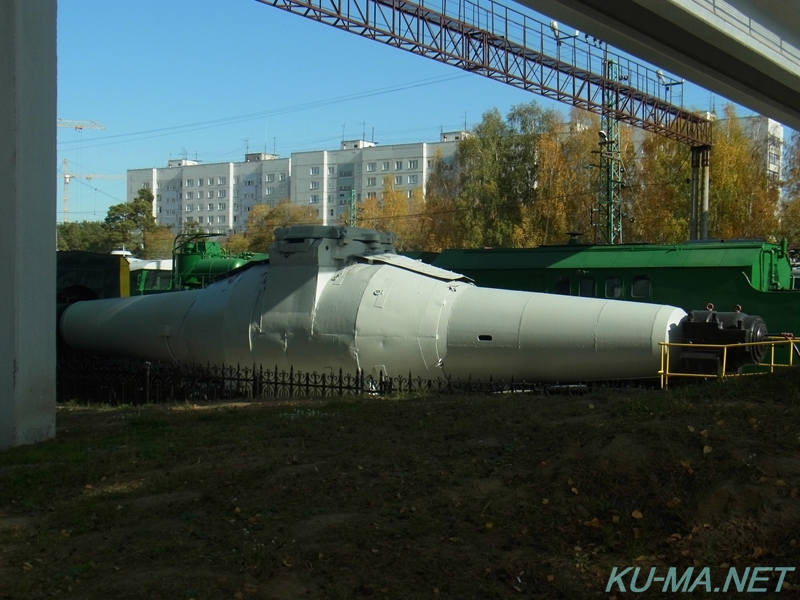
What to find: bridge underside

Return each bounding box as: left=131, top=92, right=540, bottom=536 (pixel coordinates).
left=524, top=0, right=800, bottom=130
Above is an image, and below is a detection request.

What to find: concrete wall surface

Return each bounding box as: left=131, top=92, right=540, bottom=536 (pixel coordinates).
left=0, top=0, right=57, bottom=449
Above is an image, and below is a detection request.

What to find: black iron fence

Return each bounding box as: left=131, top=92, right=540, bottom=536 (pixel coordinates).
left=56, top=356, right=543, bottom=404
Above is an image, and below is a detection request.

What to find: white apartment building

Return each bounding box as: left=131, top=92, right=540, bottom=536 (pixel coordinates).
left=127, top=132, right=466, bottom=233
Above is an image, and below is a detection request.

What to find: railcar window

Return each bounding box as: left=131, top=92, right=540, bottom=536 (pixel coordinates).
left=579, top=277, right=595, bottom=297
left=605, top=276, right=623, bottom=298
left=632, top=276, right=651, bottom=298
left=554, top=276, right=570, bottom=295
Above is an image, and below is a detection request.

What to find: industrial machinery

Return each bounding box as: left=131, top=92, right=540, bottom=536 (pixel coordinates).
left=128, top=233, right=269, bottom=295
left=59, top=226, right=767, bottom=383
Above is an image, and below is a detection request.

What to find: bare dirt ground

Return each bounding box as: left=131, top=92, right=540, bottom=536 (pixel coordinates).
left=2, top=372, right=800, bottom=599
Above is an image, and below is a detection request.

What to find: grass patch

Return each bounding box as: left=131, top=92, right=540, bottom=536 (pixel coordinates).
left=2, top=374, right=800, bottom=598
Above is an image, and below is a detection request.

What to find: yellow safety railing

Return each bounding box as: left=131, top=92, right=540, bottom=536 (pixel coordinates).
left=659, top=336, right=799, bottom=389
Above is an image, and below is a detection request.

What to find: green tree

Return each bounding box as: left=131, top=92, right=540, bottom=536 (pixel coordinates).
left=104, top=188, right=158, bottom=256
left=56, top=221, right=113, bottom=253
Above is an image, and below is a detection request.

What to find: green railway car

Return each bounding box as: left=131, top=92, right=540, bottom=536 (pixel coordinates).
left=428, top=239, right=800, bottom=336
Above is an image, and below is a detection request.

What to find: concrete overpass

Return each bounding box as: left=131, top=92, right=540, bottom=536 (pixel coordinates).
left=525, top=0, right=800, bottom=131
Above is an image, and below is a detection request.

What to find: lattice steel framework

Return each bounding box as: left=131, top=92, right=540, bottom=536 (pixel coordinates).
left=255, top=0, right=712, bottom=147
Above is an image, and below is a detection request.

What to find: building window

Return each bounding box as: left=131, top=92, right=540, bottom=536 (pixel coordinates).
left=196, top=191, right=203, bottom=199
left=328, top=166, right=335, bottom=175
left=244, top=179, right=254, bottom=186
left=367, top=192, right=376, bottom=199
left=279, top=173, right=286, bottom=181
left=142, top=182, right=151, bottom=189
left=265, top=173, right=275, bottom=182
left=186, top=192, right=194, bottom=200
left=310, top=181, right=320, bottom=190
left=218, top=203, right=226, bottom=210
left=394, top=175, right=403, bottom=186
left=197, top=179, right=203, bottom=187
left=579, top=277, right=595, bottom=297
left=218, top=177, right=226, bottom=185
left=382, top=161, right=390, bottom=171
left=329, top=209, right=334, bottom=217
left=427, top=159, right=433, bottom=168
left=197, top=204, right=203, bottom=211
left=395, top=160, right=403, bottom=170
left=207, top=178, right=214, bottom=186
left=185, top=216, right=194, bottom=223
left=366, top=163, right=376, bottom=172
left=218, top=190, right=226, bottom=198
left=310, top=166, right=320, bottom=176
left=406, top=190, right=413, bottom=199
left=367, top=177, right=376, bottom=187
left=265, top=187, right=274, bottom=195
left=206, top=203, right=213, bottom=211
left=408, top=160, right=418, bottom=169
left=632, top=276, right=651, bottom=298
left=186, top=179, right=194, bottom=187
left=218, top=215, right=226, bottom=223
left=179, top=193, right=182, bottom=200
left=408, top=175, right=418, bottom=184
left=554, top=276, right=570, bottom=295
left=185, top=204, right=193, bottom=212
left=198, top=216, right=205, bottom=224
left=605, top=276, right=623, bottom=298
left=310, top=195, right=320, bottom=203
left=233, top=176, right=239, bottom=184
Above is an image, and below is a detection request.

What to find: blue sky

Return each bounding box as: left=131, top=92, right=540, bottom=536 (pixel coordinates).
left=57, top=0, right=737, bottom=223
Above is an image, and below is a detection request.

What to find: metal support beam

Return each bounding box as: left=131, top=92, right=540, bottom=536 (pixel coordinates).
left=256, top=0, right=711, bottom=146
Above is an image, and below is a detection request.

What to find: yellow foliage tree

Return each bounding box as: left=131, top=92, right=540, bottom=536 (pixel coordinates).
left=243, top=201, right=320, bottom=252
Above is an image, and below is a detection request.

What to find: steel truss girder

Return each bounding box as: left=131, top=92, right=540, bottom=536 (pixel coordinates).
left=256, top=0, right=712, bottom=146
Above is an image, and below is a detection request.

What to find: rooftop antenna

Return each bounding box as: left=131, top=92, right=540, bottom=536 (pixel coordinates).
left=371, top=126, right=375, bottom=143
left=273, top=137, right=276, bottom=155
left=244, top=138, right=250, bottom=153
left=342, top=123, right=346, bottom=142
left=362, top=121, right=366, bottom=140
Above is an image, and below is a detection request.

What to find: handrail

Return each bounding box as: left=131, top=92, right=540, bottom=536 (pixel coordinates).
left=659, top=336, right=797, bottom=388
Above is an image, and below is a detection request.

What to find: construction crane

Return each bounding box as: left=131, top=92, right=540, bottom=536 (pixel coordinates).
left=57, top=119, right=105, bottom=132
left=57, top=119, right=119, bottom=222
left=254, top=0, right=713, bottom=243
left=60, top=158, right=124, bottom=223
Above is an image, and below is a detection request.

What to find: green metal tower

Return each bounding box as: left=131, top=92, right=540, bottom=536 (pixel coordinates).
left=595, top=59, right=624, bottom=245
left=348, top=189, right=357, bottom=227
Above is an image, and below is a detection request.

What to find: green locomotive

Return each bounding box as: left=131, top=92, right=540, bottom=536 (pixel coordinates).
left=427, top=238, right=800, bottom=336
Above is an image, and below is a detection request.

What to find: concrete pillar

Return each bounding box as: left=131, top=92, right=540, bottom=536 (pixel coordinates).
left=701, top=146, right=711, bottom=240
left=690, top=147, right=700, bottom=241
left=0, top=0, right=57, bottom=449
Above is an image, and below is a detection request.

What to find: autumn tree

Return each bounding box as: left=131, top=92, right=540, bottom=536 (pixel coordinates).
left=778, top=129, right=800, bottom=246
left=707, top=104, right=780, bottom=240
left=242, top=201, right=320, bottom=252
left=419, top=148, right=460, bottom=251
left=625, top=132, right=692, bottom=243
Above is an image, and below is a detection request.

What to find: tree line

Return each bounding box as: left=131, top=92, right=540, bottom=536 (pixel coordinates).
left=59, top=100, right=800, bottom=257
left=56, top=188, right=173, bottom=258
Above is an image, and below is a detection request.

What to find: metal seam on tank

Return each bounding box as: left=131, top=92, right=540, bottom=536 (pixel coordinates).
left=178, top=292, right=206, bottom=364
left=516, top=294, right=536, bottom=353
left=593, top=300, right=610, bottom=354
